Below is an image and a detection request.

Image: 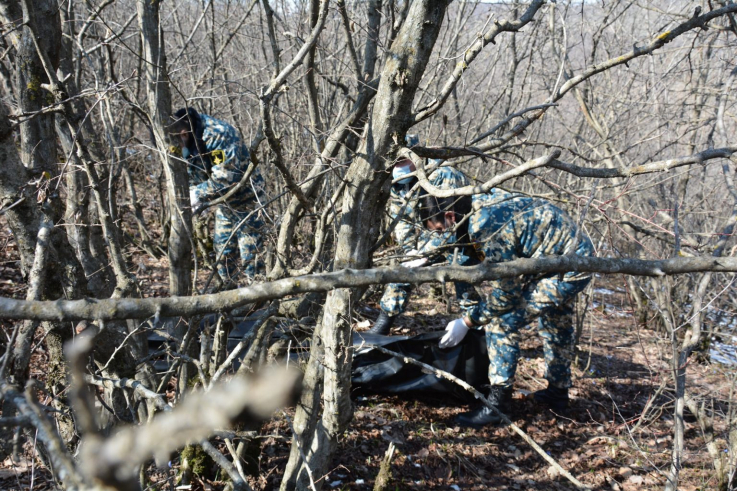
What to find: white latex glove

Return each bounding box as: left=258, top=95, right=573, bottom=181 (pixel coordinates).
left=404, top=256, right=428, bottom=268
left=439, top=318, right=470, bottom=349
left=189, top=188, right=201, bottom=213
left=400, top=249, right=426, bottom=268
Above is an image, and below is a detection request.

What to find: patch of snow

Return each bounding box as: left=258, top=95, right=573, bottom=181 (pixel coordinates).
left=711, top=339, right=737, bottom=366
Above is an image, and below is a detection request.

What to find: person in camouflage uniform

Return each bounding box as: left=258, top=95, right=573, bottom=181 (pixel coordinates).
left=170, top=108, right=268, bottom=285
left=370, top=135, right=480, bottom=334
left=419, top=187, right=594, bottom=427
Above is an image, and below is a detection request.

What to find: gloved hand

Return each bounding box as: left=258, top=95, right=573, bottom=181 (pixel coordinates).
left=439, top=318, right=470, bottom=349
left=189, top=188, right=201, bottom=213
left=403, top=249, right=428, bottom=268
left=404, top=256, right=428, bottom=268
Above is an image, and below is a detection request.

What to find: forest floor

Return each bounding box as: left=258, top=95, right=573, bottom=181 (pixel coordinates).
left=0, top=220, right=735, bottom=490
left=253, top=280, right=734, bottom=491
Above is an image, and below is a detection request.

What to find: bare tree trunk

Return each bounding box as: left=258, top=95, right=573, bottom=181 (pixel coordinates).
left=57, top=1, right=114, bottom=300
left=0, top=2, right=88, bottom=455
left=136, top=0, right=194, bottom=397
left=136, top=0, right=193, bottom=300
left=8, top=0, right=92, bottom=302
left=280, top=1, right=449, bottom=488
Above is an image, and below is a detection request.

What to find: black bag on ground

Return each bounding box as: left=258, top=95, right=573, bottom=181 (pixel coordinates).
left=351, top=330, right=489, bottom=403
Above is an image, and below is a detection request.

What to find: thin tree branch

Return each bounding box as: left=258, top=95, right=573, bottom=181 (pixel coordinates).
left=336, top=0, right=361, bottom=80
left=0, top=383, right=84, bottom=489
left=457, top=4, right=737, bottom=154
left=413, top=0, right=547, bottom=123
left=261, top=0, right=330, bottom=101
left=405, top=149, right=561, bottom=198
left=200, top=439, right=251, bottom=491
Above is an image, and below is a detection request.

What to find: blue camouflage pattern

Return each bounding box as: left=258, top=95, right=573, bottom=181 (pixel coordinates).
left=380, top=164, right=480, bottom=316
left=189, top=114, right=268, bottom=283
left=214, top=207, right=265, bottom=280
left=461, top=188, right=594, bottom=389
left=404, top=134, right=420, bottom=148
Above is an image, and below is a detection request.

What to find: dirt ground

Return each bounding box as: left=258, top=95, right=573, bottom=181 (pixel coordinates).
left=0, top=220, right=734, bottom=491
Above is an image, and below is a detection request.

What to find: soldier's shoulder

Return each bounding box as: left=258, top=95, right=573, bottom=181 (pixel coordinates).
left=201, top=114, right=238, bottom=138
left=473, top=188, right=533, bottom=209
left=429, top=165, right=462, bottom=178
left=470, top=190, right=532, bottom=225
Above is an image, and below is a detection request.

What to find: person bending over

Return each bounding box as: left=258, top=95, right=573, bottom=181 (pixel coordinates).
left=418, top=187, right=594, bottom=427
left=169, top=107, right=268, bottom=286
left=371, top=136, right=480, bottom=334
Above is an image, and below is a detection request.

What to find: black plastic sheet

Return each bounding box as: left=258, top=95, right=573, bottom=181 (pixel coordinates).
left=351, top=330, right=489, bottom=402
left=148, top=315, right=491, bottom=403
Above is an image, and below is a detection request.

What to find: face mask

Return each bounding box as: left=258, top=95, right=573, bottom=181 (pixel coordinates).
left=393, top=161, right=414, bottom=184
left=182, top=147, right=190, bottom=159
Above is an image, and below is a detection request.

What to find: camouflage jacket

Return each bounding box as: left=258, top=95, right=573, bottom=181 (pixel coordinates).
left=189, top=114, right=267, bottom=211
left=463, top=188, right=594, bottom=323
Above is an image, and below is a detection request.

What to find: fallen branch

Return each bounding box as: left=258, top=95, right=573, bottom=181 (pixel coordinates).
left=0, top=383, right=85, bottom=489
left=84, top=374, right=170, bottom=412
left=200, top=439, right=251, bottom=491
left=209, top=302, right=279, bottom=387
left=373, top=441, right=396, bottom=491
left=2, top=256, right=737, bottom=321
left=78, top=367, right=301, bottom=488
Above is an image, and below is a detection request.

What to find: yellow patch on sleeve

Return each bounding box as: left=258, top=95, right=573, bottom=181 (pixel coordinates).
left=211, top=149, right=225, bottom=165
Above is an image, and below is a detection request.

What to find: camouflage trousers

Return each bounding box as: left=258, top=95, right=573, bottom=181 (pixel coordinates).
left=484, top=276, right=590, bottom=389
left=214, top=206, right=264, bottom=284
left=379, top=281, right=481, bottom=317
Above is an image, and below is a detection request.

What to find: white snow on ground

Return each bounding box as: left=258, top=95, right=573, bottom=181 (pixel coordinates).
left=711, top=338, right=737, bottom=366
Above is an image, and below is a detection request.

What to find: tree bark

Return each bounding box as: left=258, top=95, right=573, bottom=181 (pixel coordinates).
left=0, top=0, right=86, bottom=457
left=281, top=0, right=450, bottom=488
left=136, top=0, right=194, bottom=395
left=136, top=0, right=193, bottom=300
left=57, top=1, right=114, bottom=299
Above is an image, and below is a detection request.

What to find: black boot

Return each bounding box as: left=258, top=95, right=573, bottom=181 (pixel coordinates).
left=369, top=312, right=396, bottom=335
left=455, top=386, right=513, bottom=428
left=532, top=385, right=569, bottom=411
